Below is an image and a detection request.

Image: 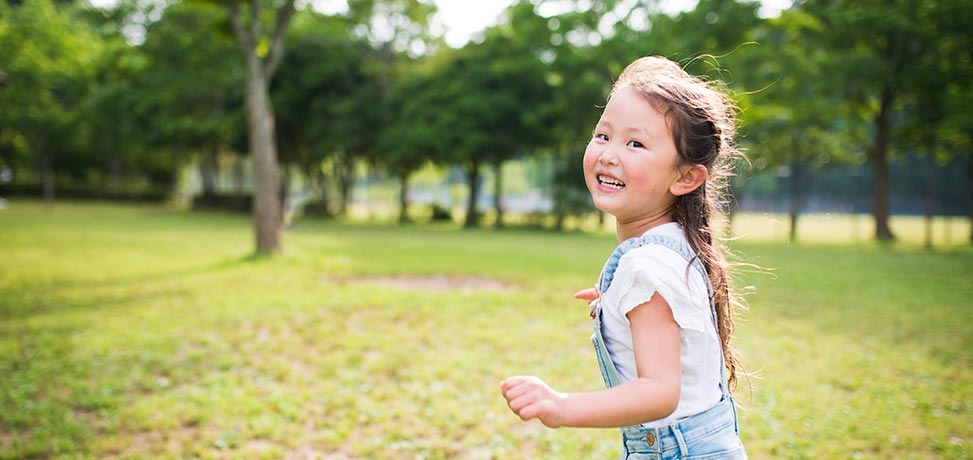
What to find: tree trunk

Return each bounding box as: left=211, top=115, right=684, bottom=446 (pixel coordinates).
left=40, top=152, right=54, bottom=209
left=965, top=145, right=973, bottom=246
left=552, top=179, right=566, bottom=231
left=226, top=0, right=295, bottom=255
left=244, top=54, right=282, bottom=254
left=199, top=146, right=219, bottom=198
left=788, top=156, right=804, bottom=243
left=923, top=144, right=936, bottom=250
left=493, top=160, right=504, bottom=228
left=319, top=169, right=332, bottom=216
left=233, top=157, right=245, bottom=194
left=335, top=158, right=353, bottom=216
left=398, top=171, right=410, bottom=224
left=310, top=166, right=331, bottom=216
left=464, top=159, right=481, bottom=228
left=871, top=84, right=895, bottom=241
left=552, top=155, right=568, bottom=231
left=280, top=164, right=291, bottom=223
left=110, top=152, right=123, bottom=199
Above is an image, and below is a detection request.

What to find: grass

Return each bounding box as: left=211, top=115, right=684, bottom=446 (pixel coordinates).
left=0, top=200, right=970, bottom=459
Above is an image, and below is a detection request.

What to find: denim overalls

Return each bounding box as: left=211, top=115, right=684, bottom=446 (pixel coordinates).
left=592, top=235, right=747, bottom=460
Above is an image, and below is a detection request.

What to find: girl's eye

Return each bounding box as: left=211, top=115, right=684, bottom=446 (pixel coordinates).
left=595, top=133, right=609, bottom=141
left=627, top=140, right=644, bottom=148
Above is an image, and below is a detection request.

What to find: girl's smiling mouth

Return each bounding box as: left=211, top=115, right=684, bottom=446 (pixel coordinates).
left=597, top=174, right=626, bottom=191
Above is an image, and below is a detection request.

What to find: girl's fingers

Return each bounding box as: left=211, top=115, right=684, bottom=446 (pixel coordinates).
left=503, top=384, right=532, bottom=413
left=574, top=287, right=599, bottom=301
left=502, top=378, right=542, bottom=414
left=501, top=377, right=533, bottom=401
left=500, top=376, right=528, bottom=392
left=507, top=393, right=530, bottom=413
left=509, top=394, right=542, bottom=421
left=500, top=377, right=560, bottom=425
left=517, top=402, right=540, bottom=421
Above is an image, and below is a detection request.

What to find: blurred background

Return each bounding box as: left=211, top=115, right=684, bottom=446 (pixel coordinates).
left=2, top=2, right=973, bottom=458
left=1, top=0, right=971, bottom=249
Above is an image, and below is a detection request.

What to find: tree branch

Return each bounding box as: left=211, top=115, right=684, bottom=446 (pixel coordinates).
left=264, top=0, right=297, bottom=79
left=225, top=0, right=252, bottom=55
left=248, top=0, right=262, bottom=53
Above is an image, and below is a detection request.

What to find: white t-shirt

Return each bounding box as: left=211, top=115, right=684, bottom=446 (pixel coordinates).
left=598, top=222, right=723, bottom=428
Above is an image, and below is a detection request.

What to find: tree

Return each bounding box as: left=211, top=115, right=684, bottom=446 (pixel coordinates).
left=801, top=0, right=934, bottom=241
left=77, top=37, right=151, bottom=198
left=0, top=0, right=98, bottom=203
left=541, top=13, right=609, bottom=229
left=740, top=8, right=855, bottom=242
left=420, top=34, right=553, bottom=229
left=222, top=0, right=296, bottom=254
left=138, top=1, right=241, bottom=200
left=273, top=11, right=381, bottom=217
left=380, top=65, right=439, bottom=222
left=932, top=0, right=973, bottom=244
left=340, top=0, right=437, bottom=217
left=899, top=45, right=948, bottom=249
left=476, top=2, right=553, bottom=228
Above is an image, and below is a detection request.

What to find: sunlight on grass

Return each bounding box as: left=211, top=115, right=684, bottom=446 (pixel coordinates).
left=1, top=201, right=970, bottom=459
left=731, top=212, right=971, bottom=248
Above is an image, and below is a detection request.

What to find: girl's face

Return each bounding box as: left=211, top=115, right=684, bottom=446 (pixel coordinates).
left=583, top=85, right=684, bottom=225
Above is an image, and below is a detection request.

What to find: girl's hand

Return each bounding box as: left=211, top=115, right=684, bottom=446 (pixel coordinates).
left=500, top=376, right=567, bottom=428
left=574, top=287, right=599, bottom=302
left=574, top=288, right=600, bottom=318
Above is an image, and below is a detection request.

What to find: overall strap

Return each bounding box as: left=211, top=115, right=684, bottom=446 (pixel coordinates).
left=595, top=234, right=730, bottom=399
left=597, top=235, right=711, bottom=298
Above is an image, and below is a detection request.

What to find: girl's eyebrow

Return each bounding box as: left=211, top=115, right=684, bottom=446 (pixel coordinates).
left=596, top=119, right=653, bottom=140
left=625, top=126, right=654, bottom=141
left=595, top=120, right=655, bottom=144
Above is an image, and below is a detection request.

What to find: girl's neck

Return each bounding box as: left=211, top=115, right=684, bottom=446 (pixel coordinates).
left=614, top=212, right=673, bottom=242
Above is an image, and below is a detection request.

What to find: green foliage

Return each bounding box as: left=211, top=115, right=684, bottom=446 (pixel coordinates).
left=380, top=61, right=441, bottom=176
left=273, top=12, right=379, bottom=170
left=381, top=4, right=556, bottom=226
left=0, top=0, right=99, bottom=185
left=0, top=0, right=199, bottom=196
left=2, top=0, right=971, bottom=240
left=742, top=8, right=858, bottom=170
left=138, top=1, right=241, bottom=151
left=1, top=201, right=971, bottom=459
left=795, top=0, right=973, bottom=239
left=346, top=0, right=437, bottom=53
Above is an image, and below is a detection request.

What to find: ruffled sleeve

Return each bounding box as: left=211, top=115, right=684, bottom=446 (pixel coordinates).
left=604, top=243, right=711, bottom=334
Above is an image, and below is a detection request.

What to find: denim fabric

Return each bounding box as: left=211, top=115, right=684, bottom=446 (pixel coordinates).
left=592, top=234, right=747, bottom=460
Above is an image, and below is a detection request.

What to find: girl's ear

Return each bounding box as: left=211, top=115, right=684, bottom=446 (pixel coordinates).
left=670, top=164, right=708, bottom=197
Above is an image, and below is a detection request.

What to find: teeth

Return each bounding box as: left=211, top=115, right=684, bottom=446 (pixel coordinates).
left=598, top=174, right=625, bottom=190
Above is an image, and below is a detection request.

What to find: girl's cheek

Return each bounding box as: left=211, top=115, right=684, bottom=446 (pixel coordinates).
left=582, top=144, right=597, bottom=170
left=581, top=150, right=598, bottom=191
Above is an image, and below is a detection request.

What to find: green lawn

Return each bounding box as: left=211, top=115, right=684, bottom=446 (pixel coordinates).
left=1, top=201, right=970, bottom=459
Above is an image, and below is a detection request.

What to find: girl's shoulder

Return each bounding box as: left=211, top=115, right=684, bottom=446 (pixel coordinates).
left=618, top=242, right=695, bottom=282
left=609, top=232, right=711, bottom=332
left=624, top=223, right=695, bottom=265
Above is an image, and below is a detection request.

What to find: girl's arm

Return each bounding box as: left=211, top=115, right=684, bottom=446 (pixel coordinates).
left=501, top=292, right=681, bottom=428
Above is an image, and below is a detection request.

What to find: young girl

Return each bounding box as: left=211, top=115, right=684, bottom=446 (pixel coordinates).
left=500, top=56, right=747, bottom=459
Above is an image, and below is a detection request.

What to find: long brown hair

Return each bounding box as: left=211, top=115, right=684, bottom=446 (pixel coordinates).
left=611, top=56, right=745, bottom=390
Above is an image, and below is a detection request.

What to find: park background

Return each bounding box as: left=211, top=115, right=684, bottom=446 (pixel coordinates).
left=1, top=0, right=971, bottom=459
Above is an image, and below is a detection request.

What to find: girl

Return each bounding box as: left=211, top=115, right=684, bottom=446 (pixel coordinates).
left=501, top=56, right=748, bottom=459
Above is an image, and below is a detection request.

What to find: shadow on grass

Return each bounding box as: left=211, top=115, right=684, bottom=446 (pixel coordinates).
left=0, top=254, right=264, bottom=320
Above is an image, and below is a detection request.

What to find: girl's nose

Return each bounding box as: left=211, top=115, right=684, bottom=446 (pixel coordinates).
left=598, top=149, right=619, bottom=167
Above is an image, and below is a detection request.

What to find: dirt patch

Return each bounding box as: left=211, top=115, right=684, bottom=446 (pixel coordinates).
left=326, top=274, right=514, bottom=293
left=115, top=425, right=200, bottom=458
